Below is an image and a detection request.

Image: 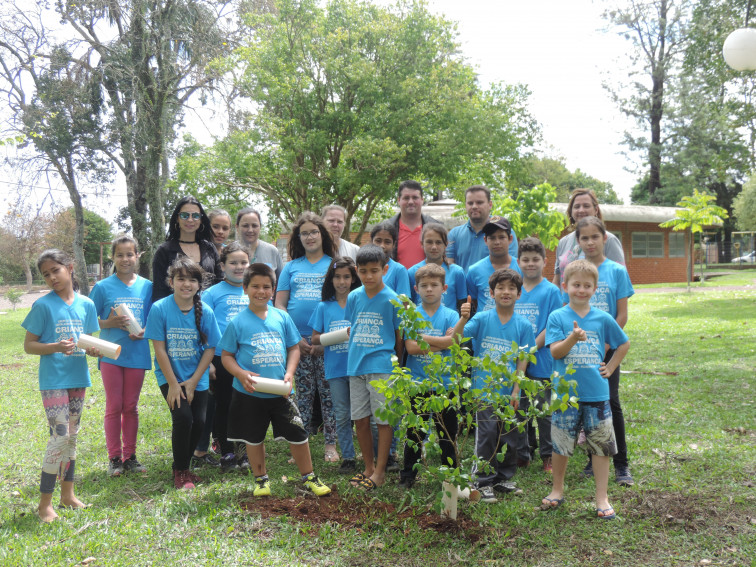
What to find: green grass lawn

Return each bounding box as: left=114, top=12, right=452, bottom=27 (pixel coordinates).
left=1, top=289, right=754, bottom=567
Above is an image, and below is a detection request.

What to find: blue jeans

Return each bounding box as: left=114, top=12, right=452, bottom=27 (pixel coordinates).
left=328, top=376, right=355, bottom=460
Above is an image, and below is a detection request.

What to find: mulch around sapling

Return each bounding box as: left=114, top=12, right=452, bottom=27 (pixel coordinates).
left=240, top=485, right=487, bottom=542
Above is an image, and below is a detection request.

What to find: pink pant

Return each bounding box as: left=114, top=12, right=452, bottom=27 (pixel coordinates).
left=100, top=362, right=145, bottom=460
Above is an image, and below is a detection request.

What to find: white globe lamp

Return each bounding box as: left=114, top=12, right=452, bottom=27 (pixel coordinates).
left=723, top=27, right=756, bottom=71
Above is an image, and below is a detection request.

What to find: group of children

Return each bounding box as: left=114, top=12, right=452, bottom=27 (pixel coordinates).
left=22, top=211, right=632, bottom=523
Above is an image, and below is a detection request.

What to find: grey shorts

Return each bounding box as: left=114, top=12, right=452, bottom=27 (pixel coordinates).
left=551, top=400, right=617, bottom=457
left=349, top=373, right=391, bottom=424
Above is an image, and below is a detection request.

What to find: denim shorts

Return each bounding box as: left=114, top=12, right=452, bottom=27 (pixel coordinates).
left=551, top=400, right=617, bottom=457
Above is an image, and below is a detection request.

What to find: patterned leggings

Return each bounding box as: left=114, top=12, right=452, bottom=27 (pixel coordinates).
left=40, top=388, right=86, bottom=493
left=294, top=337, right=336, bottom=445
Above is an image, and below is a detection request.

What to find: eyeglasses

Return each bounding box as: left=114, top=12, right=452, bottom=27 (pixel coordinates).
left=179, top=212, right=202, bottom=220
left=300, top=230, right=321, bottom=240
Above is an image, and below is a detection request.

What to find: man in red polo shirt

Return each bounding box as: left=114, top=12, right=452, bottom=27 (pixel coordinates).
left=387, top=180, right=438, bottom=268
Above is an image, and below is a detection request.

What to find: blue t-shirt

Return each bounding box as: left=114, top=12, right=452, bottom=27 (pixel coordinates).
left=344, top=286, right=401, bottom=376
left=277, top=255, right=332, bottom=336
left=561, top=259, right=634, bottom=319
left=546, top=305, right=629, bottom=402
left=446, top=220, right=519, bottom=272
left=308, top=301, right=350, bottom=380
left=202, top=281, right=249, bottom=355
left=408, top=260, right=467, bottom=310
left=218, top=307, right=301, bottom=399
left=144, top=297, right=221, bottom=391
left=466, top=257, right=522, bottom=312
left=405, top=304, right=460, bottom=388
left=89, top=274, right=153, bottom=369
left=384, top=258, right=411, bottom=298
left=463, top=309, right=535, bottom=398
left=22, top=291, right=99, bottom=390
left=514, top=279, right=563, bottom=379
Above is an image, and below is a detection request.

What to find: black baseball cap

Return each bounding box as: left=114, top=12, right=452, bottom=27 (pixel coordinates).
left=482, top=218, right=512, bottom=236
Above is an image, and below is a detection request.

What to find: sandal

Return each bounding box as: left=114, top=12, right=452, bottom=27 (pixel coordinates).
left=348, top=473, right=367, bottom=487
left=538, top=497, right=565, bottom=511
left=596, top=506, right=616, bottom=520
left=355, top=477, right=377, bottom=491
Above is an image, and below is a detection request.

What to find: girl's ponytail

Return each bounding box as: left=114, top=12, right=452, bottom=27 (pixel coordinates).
left=166, top=256, right=210, bottom=345
left=193, top=292, right=207, bottom=345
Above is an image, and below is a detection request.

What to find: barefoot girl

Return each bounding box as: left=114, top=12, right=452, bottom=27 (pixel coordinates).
left=144, top=258, right=221, bottom=490
left=309, top=257, right=361, bottom=474
left=22, top=249, right=101, bottom=522
left=89, top=235, right=153, bottom=477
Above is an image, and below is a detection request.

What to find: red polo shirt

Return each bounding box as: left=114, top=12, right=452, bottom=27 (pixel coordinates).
left=397, top=220, right=425, bottom=268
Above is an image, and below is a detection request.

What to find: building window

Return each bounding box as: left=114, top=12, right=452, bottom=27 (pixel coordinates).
left=669, top=232, right=685, bottom=257
left=632, top=232, right=664, bottom=258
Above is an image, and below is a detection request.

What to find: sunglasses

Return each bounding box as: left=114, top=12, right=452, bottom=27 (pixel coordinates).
left=179, top=212, right=202, bottom=220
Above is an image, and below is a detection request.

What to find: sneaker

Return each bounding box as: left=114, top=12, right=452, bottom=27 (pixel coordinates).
left=173, top=470, right=195, bottom=490
left=220, top=453, right=239, bottom=473
left=237, top=453, right=250, bottom=472
left=123, top=455, right=146, bottom=473
left=108, top=457, right=124, bottom=477
left=337, top=459, right=356, bottom=475
left=615, top=465, right=635, bottom=487
left=397, top=476, right=415, bottom=490
left=186, top=470, right=202, bottom=485
left=300, top=473, right=331, bottom=497
left=580, top=459, right=594, bottom=479
left=478, top=485, right=498, bottom=503
left=385, top=455, right=400, bottom=473
left=542, top=456, right=553, bottom=474
left=253, top=476, right=271, bottom=497
left=190, top=453, right=220, bottom=469
left=493, top=480, right=521, bottom=494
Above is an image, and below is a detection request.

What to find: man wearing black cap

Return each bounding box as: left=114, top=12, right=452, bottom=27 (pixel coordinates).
left=465, top=218, right=522, bottom=313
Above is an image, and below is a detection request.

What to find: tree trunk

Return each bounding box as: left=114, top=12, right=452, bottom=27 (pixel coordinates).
left=686, top=227, right=691, bottom=292
left=647, top=0, right=667, bottom=204
left=24, top=262, right=33, bottom=292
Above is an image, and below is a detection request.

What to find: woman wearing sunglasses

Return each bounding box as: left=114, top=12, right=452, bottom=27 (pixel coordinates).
left=152, top=196, right=224, bottom=302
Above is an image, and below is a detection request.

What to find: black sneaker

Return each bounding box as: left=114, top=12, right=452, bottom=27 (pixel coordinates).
left=337, top=459, right=356, bottom=474
left=397, top=476, right=415, bottom=490
left=123, top=455, right=146, bottom=473
left=190, top=453, right=220, bottom=469
left=220, top=453, right=239, bottom=472
left=580, top=459, right=594, bottom=479
left=478, top=485, right=498, bottom=503
left=385, top=455, right=400, bottom=473
left=108, top=457, right=124, bottom=477
left=615, top=465, right=635, bottom=486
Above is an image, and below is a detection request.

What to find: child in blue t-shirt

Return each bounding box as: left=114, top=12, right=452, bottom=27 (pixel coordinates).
left=195, top=241, right=250, bottom=472
left=144, top=258, right=221, bottom=490
left=466, top=219, right=522, bottom=313
left=515, top=237, right=563, bottom=472
left=220, top=263, right=331, bottom=497
left=309, top=257, right=362, bottom=474
left=399, top=263, right=464, bottom=489
left=573, top=216, right=635, bottom=487
left=370, top=220, right=412, bottom=298
left=407, top=223, right=467, bottom=312
left=90, top=235, right=153, bottom=477
left=344, top=245, right=403, bottom=491
left=22, top=249, right=101, bottom=523
left=543, top=259, right=630, bottom=520
left=463, top=268, right=535, bottom=503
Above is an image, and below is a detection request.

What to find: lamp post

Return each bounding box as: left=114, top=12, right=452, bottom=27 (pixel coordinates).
left=723, top=1, right=756, bottom=71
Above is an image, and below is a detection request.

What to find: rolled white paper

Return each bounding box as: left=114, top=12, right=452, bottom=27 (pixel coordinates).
left=115, top=304, right=143, bottom=335
left=250, top=376, right=292, bottom=396
left=319, top=327, right=349, bottom=346
left=77, top=334, right=121, bottom=360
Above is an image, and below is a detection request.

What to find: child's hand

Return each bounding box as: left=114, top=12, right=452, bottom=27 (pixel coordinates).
left=346, top=327, right=350, bottom=337
left=510, top=392, right=520, bottom=410
left=58, top=339, right=77, bottom=356
left=311, top=344, right=324, bottom=357
left=571, top=321, right=587, bottom=342
left=298, top=338, right=313, bottom=356
left=209, top=363, right=216, bottom=381
left=599, top=362, right=615, bottom=378
left=460, top=296, right=472, bottom=320
left=167, top=383, right=185, bottom=410
left=282, top=374, right=293, bottom=398
left=106, top=307, right=131, bottom=332
left=84, top=346, right=103, bottom=358
left=128, top=330, right=145, bottom=341
left=242, top=372, right=260, bottom=394
left=184, top=382, right=196, bottom=404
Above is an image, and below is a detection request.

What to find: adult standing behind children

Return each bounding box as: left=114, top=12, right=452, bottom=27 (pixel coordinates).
left=152, top=196, right=223, bottom=303
left=275, top=212, right=340, bottom=462
left=235, top=208, right=284, bottom=281
left=387, top=180, right=439, bottom=269
left=208, top=209, right=232, bottom=254
left=552, top=188, right=625, bottom=287
left=446, top=185, right=519, bottom=272
left=466, top=219, right=522, bottom=313
left=322, top=204, right=360, bottom=261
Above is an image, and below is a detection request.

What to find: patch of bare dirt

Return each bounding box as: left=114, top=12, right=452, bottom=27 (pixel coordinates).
left=239, top=486, right=487, bottom=542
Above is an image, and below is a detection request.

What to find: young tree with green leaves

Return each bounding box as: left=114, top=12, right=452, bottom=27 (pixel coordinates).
left=490, top=184, right=568, bottom=251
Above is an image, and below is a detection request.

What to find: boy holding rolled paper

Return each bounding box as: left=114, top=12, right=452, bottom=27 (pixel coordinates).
left=219, top=263, right=331, bottom=497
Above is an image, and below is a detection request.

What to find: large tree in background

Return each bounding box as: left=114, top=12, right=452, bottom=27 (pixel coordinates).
left=174, top=0, right=539, bottom=236
left=520, top=155, right=623, bottom=204
left=604, top=0, right=690, bottom=204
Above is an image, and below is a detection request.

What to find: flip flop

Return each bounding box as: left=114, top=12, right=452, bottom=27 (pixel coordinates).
left=355, top=478, right=377, bottom=491
left=596, top=506, right=616, bottom=520
left=538, top=497, right=565, bottom=511
left=348, top=473, right=367, bottom=486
